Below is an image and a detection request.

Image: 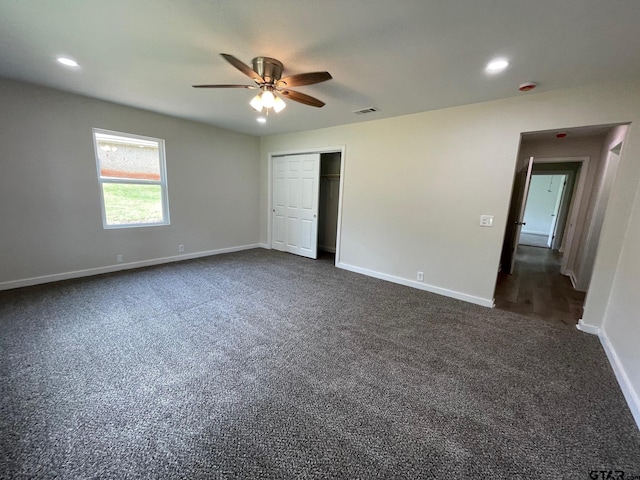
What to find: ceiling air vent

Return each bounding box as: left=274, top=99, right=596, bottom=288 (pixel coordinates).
left=353, top=107, right=380, bottom=115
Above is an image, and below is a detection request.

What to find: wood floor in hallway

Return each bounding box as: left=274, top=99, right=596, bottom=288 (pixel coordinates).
left=494, top=245, right=586, bottom=327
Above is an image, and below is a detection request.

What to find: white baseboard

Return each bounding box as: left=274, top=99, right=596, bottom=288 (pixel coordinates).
left=521, top=230, right=548, bottom=236
left=598, top=329, right=640, bottom=431
left=568, top=270, right=588, bottom=292
left=568, top=270, right=578, bottom=289
left=576, top=319, right=600, bottom=335
left=336, top=262, right=494, bottom=308
left=0, top=243, right=262, bottom=291
left=258, top=243, right=270, bottom=249
left=576, top=321, right=640, bottom=431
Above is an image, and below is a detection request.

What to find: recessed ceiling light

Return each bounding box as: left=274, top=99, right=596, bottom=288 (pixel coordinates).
left=57, top=57, right=79, bottom=68
left=256, top=117, right=267, bottom=124
left=486, top=58, right=509, bottom=73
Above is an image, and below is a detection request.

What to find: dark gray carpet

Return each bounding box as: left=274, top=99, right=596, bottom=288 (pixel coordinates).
left=1, top=249, right=639, bottom=479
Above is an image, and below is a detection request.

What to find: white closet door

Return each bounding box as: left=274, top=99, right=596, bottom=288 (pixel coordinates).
left=272, top=153, right=320, bottom=259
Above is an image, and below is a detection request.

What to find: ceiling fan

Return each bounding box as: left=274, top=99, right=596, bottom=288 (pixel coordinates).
left=193, top=54, right=332, bottom=113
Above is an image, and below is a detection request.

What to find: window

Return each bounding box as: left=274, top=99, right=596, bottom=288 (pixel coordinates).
left=92, top=129, right=169, bottom=228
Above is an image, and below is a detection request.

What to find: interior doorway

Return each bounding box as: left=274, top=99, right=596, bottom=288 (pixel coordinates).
left=495, top=124, right=628, bottom=326
left=518, top=174, right=568, bottom=249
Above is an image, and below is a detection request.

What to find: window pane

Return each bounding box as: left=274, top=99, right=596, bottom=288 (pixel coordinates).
left=95, top=132, right=161, bottom=180
left=102, top=183, right=164, bottom=225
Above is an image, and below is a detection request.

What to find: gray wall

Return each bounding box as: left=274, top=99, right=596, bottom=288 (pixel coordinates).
left=0, top=77, right=261, bottom=286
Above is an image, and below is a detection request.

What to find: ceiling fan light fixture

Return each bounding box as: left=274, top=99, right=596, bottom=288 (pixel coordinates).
left=261, top=90, right=275, bottom=108
left=273, top=95, right=286, bottom=113
left=250, top=94, right=264, bottom=112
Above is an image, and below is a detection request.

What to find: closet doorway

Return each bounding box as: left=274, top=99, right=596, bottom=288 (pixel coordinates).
left=318, top=152, right=341, bottom=259
left=269, top=146, right=345, bottom=265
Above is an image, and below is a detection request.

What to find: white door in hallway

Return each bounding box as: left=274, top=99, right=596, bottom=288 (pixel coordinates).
left=506, top=156, right=534, bottom=274
left=272, top=153, right=320, bottom=259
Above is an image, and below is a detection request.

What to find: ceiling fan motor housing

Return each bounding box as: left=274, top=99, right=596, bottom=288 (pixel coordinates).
left=252, top=57, right=283, bottom=84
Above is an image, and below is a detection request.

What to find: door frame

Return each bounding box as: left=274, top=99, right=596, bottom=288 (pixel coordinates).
left=508, top=156, right=535, bottom=274
left=267, top=145, right=346, bottom=265
left=530, top=156, right=590, bottom=276
left=547, top=174, right=568, bottom=248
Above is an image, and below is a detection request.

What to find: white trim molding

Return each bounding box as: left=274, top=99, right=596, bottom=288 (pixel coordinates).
left=599, top=330, right=640, bottom=430
left=568, top=270, right=579, bottom=289
left=576, top=319, right=600, bottom=335
left=576, top=321, right=640, bottom=431
left=0, top=244, right=262, bottom=291
left=337, top=261, right=495, bottom=308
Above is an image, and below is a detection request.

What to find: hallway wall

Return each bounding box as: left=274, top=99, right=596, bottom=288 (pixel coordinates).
left=574, top=126, right=629, bottom=291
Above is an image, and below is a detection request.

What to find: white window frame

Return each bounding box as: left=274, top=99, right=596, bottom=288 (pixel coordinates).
left=92, top=128, right=170, bottom=229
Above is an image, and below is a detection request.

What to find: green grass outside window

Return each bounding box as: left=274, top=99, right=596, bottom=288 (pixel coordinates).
left=102, top=183, right=164, bottom=225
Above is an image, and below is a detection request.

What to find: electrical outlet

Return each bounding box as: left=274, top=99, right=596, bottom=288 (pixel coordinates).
left=417, top=271, right=424, bottom=281
left=178, top=245, right=184, bottom=253
left=116, top=254, right=123, bottom=263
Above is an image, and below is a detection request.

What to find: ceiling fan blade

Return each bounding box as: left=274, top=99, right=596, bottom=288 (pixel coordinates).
left=192, top=84, right=257, bottom=89
left=220, top=53, right=264, bottom=83
left=279, top=89, right=326, bottom=108
left=277, top=71, right=332, bottom=88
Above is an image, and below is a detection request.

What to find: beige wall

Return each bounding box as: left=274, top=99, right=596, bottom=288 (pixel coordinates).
left=574, top=126, right=628, bottom=290
left=603, top=174, right=640, bottom=410
left=0, top=77, right=261, bottom=286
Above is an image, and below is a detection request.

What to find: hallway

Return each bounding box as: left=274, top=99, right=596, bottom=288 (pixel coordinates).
left=494, top=245, right=586, bottom=327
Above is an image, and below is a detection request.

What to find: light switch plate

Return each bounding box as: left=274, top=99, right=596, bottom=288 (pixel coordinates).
left=480, top=215, right=494, bottom=227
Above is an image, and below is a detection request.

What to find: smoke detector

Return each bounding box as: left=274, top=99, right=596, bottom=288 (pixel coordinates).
left=518, top=82, right=537, bottom=92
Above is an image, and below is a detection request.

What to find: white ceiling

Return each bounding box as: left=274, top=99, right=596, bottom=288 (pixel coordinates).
left=1, top=1, right=640, bottom=137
